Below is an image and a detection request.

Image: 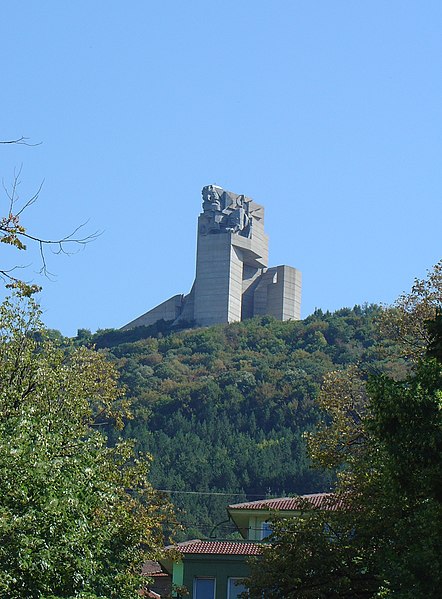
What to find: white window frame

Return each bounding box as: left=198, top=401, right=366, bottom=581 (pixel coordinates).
left=227, top=577, right=248, bottom=599
left=193, top=576, right=216, bottom=599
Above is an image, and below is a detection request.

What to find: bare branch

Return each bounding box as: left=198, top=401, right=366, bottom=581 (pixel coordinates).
left=2, top=164, right=22, bottom=209
left=0, top=136, right=42, bottom=146
left=15, top=180, right=44, bottom=217
left=1, top=141, right=98, bottom=294
left=18, top=223, right=102, bottom=248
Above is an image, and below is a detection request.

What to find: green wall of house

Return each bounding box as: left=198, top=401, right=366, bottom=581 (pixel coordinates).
left=176, top=555, right=251, bottom=599
left=172, top=560, right=184, bottom=588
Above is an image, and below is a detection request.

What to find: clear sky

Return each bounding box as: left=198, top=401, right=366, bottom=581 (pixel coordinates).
left=1, top=1, right=441, bottom=336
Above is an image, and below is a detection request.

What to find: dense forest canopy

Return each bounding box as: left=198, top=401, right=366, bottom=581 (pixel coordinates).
left=75, top=304, right=403, bottom=539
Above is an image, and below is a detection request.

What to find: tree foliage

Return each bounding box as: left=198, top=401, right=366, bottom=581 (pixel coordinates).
left=0, top=297, right=171, bottom=599
left=377, top=259, right=442, bottom=361
left=248, top=262, right=442, bottom=598
left=248, top=509, right=382, bottom=598
left=73, top=304, right=397, bottom=539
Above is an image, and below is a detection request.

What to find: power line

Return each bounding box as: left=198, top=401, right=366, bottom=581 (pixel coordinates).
left=157, top=489, right=280, bottom=498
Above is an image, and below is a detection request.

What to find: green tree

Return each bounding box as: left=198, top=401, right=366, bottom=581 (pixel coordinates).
left=247, top=506, right=382, bottom=598
left=248, top=262, right=442, bottom=598
left=363, top=357, right=442, bottom=597
left=377, top=259, right=442, bottom=361
left=0, top=297, right=172, bottom=599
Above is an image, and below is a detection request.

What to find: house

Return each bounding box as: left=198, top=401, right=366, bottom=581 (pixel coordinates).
left=160, top=540, right=261, bottom=599
left=227, top=492, right=342, bottom=541
left=150, top=492, right=339, bottom=599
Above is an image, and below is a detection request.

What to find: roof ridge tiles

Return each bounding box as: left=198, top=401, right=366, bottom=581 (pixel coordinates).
left=228, top=492, right=339, bottom=511
left=173, top=539, right=262, bottom=556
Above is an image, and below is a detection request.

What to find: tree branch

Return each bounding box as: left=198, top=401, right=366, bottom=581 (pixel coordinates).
left=0, top=136, right=41, bottom=146
left=1, top=163, right=100, bottom=293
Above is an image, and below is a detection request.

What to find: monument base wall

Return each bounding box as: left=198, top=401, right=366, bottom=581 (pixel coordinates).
left=121, top=295, right=184, bottom=330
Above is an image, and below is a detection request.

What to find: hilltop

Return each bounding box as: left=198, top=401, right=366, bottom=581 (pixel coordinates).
left=75, top=305, right=402, bottom=539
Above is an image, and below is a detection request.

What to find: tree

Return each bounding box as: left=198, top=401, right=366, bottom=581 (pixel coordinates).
left=248, top=262, right=442, bottom=598
left=377, top=259, right=442, bottom=361
left=247, top=506, right=382, bottom=598
left=363, top=357, right=442, bottom=597
left=1, top=138, right=98, bottom=295
left=0, top=296, right=172, bottom=599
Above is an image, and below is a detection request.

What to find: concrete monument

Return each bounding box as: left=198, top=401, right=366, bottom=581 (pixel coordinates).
left=122, top=185, right=301, bottom=329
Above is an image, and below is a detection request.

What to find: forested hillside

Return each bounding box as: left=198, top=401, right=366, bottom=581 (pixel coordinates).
left=77, top=305, right=400, bottom=539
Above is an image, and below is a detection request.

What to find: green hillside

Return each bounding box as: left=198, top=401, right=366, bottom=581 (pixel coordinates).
left=77, top=305, right=399, bottom=540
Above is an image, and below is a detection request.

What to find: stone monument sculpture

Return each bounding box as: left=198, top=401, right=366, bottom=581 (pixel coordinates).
left=121, top=185, right=301, bottom=330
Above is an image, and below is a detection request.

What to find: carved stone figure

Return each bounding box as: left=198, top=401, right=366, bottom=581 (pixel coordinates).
left=202, top=185, right=222, bottom=212
left=200, top=186, right=252, bottom=237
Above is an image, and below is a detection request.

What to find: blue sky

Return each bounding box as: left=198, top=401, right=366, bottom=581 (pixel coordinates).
left=1, top=1, right=441, bottom=335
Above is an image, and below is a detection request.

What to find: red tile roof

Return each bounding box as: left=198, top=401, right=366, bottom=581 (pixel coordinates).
left=228, top=492, right=343, bottom=511
left=175, top=540, right=262, bottom=556
left=141, top=560, right=170, bottom=578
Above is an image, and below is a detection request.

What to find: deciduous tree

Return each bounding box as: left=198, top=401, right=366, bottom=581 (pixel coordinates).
left=0, top=297, right=172, bottom=599
left=248, top=262, right=442, bottom=598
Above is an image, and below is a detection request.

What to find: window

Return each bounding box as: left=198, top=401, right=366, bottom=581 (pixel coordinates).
left=194, top=577, right=215, bottom=599
left=227, top=577, right=248, bottom=599
left=260, top=521, right=272, bottom=540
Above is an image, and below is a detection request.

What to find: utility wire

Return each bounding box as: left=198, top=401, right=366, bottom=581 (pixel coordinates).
left=157, top=489, right=281, bottom=498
